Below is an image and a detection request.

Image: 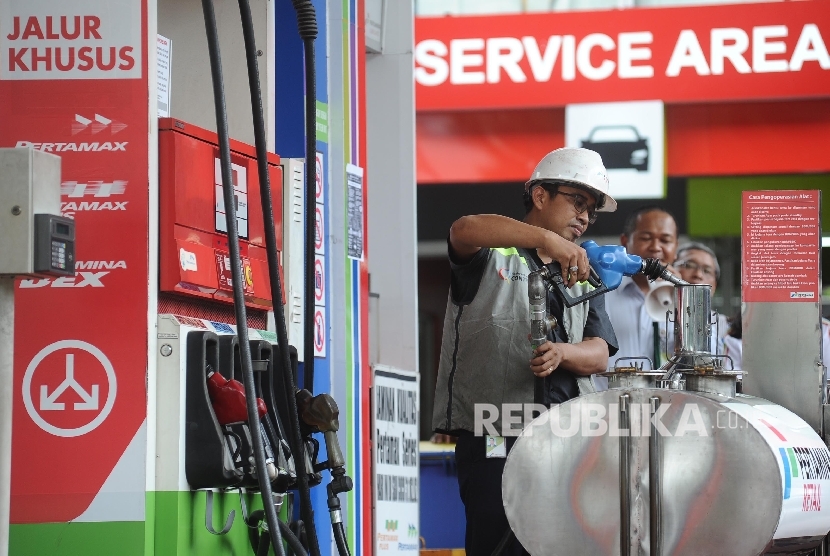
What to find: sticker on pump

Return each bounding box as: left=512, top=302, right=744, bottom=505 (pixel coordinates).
left=315, top=204, right=325, bottom=255
left=315, top=151, right=324, bottom=202
left=314, top=255, right=325, bottom=305
left=313, top=308, right=327, bottom=358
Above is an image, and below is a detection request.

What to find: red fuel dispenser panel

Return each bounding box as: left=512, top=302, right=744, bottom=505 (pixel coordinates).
left=159, top=118, right=283, bottom=309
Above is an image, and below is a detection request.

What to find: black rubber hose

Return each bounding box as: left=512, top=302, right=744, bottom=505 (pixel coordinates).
left=333, top=522, right=350, bottom=556
left=235, top=1, right=320, bottom=556
left=288, top=0, right=319, bottom=395
left=199, top=1, right=285, bottom=554
left=247, top=509, right=265, bottom=553
left=256, top=531, right=271, bottom=556
left=279, top=519, right=310, bottom=556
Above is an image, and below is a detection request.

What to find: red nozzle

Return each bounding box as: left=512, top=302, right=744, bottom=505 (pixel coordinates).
left=207, top=371, right=267, bottom=425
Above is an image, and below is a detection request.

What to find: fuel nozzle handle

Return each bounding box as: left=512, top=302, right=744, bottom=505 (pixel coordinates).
left=297, top=390, right=346, bottom=469
left=533, top=261, right=611, bottom=309
left=533, top=241, right=688, bottom=309
left=296, top=389, right=353, bottom=556
left=581, top=240, right=688, bottom=289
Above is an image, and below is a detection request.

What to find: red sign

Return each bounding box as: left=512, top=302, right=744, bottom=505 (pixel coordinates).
left=415, top=1, right=830, bottom=110
left=1, top=0, right=148, bottom=523
left=742, top=190, right=820, bottom=303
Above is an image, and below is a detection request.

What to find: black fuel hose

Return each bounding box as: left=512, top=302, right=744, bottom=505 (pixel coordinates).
left=247, top=509, right=309, bottom=556
left=289, top=1, right=325, bottom=554
left=280, top=519, right=311, bottom=556
left=333, top=521, right=351, bottom=556
left=236, top=1, right=320, bottom=555
left=200, top=1, right=285, bottom=554
left=256, top=532, right=271, bottom=556
left=289, top=0, right=319, bottom=395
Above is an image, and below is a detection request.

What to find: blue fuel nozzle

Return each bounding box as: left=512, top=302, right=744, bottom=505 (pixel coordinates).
left=530, top=241, right=684, bottom=308
left=581, top=240, right=645, bottom=290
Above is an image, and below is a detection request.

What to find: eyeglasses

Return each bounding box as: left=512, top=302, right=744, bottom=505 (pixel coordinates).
left=553, top=191, right=598, bottom=224
left=676, top=260, right=716, bottom=278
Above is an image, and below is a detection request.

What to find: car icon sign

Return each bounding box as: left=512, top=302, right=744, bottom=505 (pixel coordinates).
left=581, top=125, right=649, bottom=172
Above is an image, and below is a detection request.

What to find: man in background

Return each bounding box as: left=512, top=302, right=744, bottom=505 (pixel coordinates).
left=605, top=207, right=679, bottom=372
left=674, top=242, right=729, bottom=354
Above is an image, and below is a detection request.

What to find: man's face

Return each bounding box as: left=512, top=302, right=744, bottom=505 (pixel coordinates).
left=676, top=248, right=718, bottom=293
left=537, top=184, right=596, bottom=242
left=622, top=210, right=677, bottom=264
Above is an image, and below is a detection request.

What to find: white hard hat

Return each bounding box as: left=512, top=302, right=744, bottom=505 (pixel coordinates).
left=526, top=147, right=617, bottom=213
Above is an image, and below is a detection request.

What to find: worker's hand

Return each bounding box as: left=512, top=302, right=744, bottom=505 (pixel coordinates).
left=530, top=341, right=566, bottom=377
left=539, top=232, right=589, bottom=288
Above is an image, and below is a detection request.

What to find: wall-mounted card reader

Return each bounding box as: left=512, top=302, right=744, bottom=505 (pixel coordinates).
left=34, top=214, right=75, bottom=276
left=0, top=147, right=74, bottom=277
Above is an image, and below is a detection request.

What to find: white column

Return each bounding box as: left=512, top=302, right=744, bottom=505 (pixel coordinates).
left=366, top=0, right=419, bottom=372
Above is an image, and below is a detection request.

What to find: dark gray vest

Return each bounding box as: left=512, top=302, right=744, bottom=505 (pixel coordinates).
left=432, top=247, right=594, bottom=435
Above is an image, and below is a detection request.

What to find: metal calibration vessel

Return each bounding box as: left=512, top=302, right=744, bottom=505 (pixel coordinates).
left=504, top=284, right=830, bottom=556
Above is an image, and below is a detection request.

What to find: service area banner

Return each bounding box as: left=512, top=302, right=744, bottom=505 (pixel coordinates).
left=0, top=0, right=148, bottom=523
left=415, top=1, right=830, bottom=110
left=742, top=190, right=821, bottom=303
left=373, top=367, right=420, bottom=555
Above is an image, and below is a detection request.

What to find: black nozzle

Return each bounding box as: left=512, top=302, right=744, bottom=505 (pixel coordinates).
left=640, top=258, right=688, bottom=286
left=640, top=258, right=667, bottom=281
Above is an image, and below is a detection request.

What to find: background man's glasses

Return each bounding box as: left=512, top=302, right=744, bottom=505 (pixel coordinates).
left=676, top=260, right=716, bottom=278
left=554, top=191, right=598, bottom=224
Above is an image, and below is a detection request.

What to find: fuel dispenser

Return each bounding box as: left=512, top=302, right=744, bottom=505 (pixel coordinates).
left=152, top=0, right=354, bottom=553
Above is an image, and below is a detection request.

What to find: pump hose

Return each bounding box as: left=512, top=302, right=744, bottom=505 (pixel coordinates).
left=235, top=0, right=321, bottom=555
left=280, top=519, right=310, bottom=556
left=289, top=0, right=319, bottom=394
left=247, top=509, right=309, bottom=556
left=200, top=1, right=285, bottom=554
left=333, top=521, right=351, bottom=556
left=289, top=1, right=325, bottom=555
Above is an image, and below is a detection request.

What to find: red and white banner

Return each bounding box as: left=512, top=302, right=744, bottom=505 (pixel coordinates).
left=1, top=0, right=142, bottom=80
left=1, top=0, right=147, bottom=522
left=415, top=1, right=830, bottom=110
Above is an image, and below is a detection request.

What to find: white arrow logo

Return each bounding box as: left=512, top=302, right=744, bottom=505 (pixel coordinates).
left=72, top=113, right=128, bottom=135
left=40, top=354, right=99, bottom=411
left=23, top=340, right=117, bottom=438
